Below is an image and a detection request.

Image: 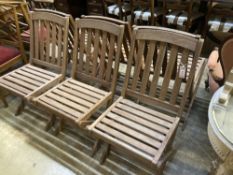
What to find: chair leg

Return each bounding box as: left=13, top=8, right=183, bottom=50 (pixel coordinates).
left=2, top=98, right=8, bottom=107
left=45, top=114, right=56, bottom=131
left=100, top=144, right=111, bottom=164
left=91, top=139, right=101, bottom=157
left=53, top=118, right=63, bottom=136
left=15, top=98, right=25, bottom=116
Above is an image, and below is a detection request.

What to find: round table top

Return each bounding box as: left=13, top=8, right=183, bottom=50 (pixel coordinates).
left=208, top=87, right=233, bottom=151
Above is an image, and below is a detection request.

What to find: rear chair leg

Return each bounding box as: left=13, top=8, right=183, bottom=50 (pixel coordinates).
left=15, top=98, right=25, bottom=116
left=53, top=118, right=63, bottom=136
left=100, top=144, right=110, bottom=164
left=91, top=139, right=101, bottom=157
left=45, top=114, right=56, bottom=131
left=2, top=98, right=8, bottom=107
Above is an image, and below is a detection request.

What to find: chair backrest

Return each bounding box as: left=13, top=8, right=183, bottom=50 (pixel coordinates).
left=29, top=11, right=69, bottom=76
left=81, top=15, right=131, bottom=64
left=122, top=26, right=203, bottom=118
left=71, top=18, right=124, bottom=93
left=220, top=36, right=233, bottom=80
left=34, top=9, right=75, bottom=62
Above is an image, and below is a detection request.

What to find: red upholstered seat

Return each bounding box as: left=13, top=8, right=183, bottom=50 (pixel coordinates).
left=0, top=46, right=20, bottom=65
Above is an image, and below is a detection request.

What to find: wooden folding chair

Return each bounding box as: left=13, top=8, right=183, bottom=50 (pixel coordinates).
left=0, top=11, right=69, bottom=115
left=33, top=18, right=125, bottom=131
left=89, top=26, right=204, bottom=174
left=0, top=3, right=27, bottom=74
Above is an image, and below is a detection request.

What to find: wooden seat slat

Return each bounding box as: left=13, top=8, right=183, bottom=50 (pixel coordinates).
left=67, top=79, right=109, bottom=96
left=45, top=92, right=89, bottom=114
left=10, top=72, right=43, bottom=87
left=15, top=69, right=49, bottom=83
left=0, top=79, right=31, bottom=94
left=63, top=81, right=105, bottom=100
left=107, top=112, right=166, bottom=141
left=111, top=107, right=170, bottom=134
left=20, top=67, right=54, bottom=80
left=121, top=99, right=175, bottom=123
left=58, top=85, right=99, bottom=103
left=39, top=96, right=82, bottom=118
left=26, top=64, right=58, bottom=77
left=96, top=122, right=158, bottom=156
left=52, top=88, right=94, bottom=108
left=3, top=76, right=38, bottom=90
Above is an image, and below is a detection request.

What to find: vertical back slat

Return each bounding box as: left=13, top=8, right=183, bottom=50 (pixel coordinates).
left=98, top=31, right=107, bottom=79
left=170, top=49, right=190, bottom=104
left=105, top=34, right=115, bottom=81
left=85, top=28, right=92, bottom=74
left=159, top=45, right=178, bottom=100
left=34, top=20, right=39, bottom=60
left=57, top=25, right=62, bottom=66
left=92, top=29, right=100, bottom=77
left=140, top=41, right=156, bottom=94
left=45, top=21, right=50, bottom=63
left=131, top=40, right=146, bottom=90
left=78, top=28, right=86, bottom=71
left=39, top=20, right=45, bottom=61
left=149, top=42, right=167, bottom=96
left=51, top=22, right=56, bottom=64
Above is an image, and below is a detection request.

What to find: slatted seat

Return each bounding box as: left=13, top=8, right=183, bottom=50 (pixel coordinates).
left=33, top=18, right=125, bottom=128
left=35, top=78, right=112, bottom=123
left=89, top=26, right=204, bottom=174
left=0, top=64, right=61, bottom=97
left=0, top=11, right=69, bottom=115
left=90, top=97, right=179, bottom=162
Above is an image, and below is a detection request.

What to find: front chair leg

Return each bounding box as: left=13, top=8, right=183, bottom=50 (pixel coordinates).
left=53, top=118, right=63, bottom=136
left=2, top=98, right=8, bottom=107
left=100, top=144, right=111, bottom=164
left=91, top=139, right=101, bottom=157
left=15, top=98, right=25, bottom=116
left=45, top=114, right=56, bottom=131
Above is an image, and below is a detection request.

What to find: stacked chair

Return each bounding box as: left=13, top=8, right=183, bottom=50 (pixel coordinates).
left=0, top=7, right=207, bottom=174
left=102, top=0, right=131, bottom=21
left=203, top=0, right=233, bottom=43
left=163, top=0, right=204, bottom=32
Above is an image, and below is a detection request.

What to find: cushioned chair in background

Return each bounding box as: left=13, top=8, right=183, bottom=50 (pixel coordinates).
left=0, top=11, right=69, bottom=115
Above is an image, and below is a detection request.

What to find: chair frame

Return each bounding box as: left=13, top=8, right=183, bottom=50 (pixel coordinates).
left=89, top=27, right=204, bottom=174
left=0, top=11, right=69, bottom=115
left=33, top=18, right=125, bottom=131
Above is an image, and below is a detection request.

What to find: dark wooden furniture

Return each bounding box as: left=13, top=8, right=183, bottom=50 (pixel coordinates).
left=33, top=18, right=125, bottom=132
left=0, top=11, right=69, bottom=115
left=163, top=0, right=204, bottom=32
left=203, top=0, right=233, bottom=43
left=102, top=0, right=131, bottom=21
left=87, top=0, right=103, bottom=15
left=130, top=0, right=163, bottom=25
left=89, top=26, right=204, bottom=174
left=0, top=3, right=27, bottom=74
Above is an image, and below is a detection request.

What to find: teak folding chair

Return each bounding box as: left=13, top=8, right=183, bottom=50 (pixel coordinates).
left=89, top=26, right=204, bottom=174
left=0, top=11, right=69, bottom=115
left=33, top=18, right=125, bottom=130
